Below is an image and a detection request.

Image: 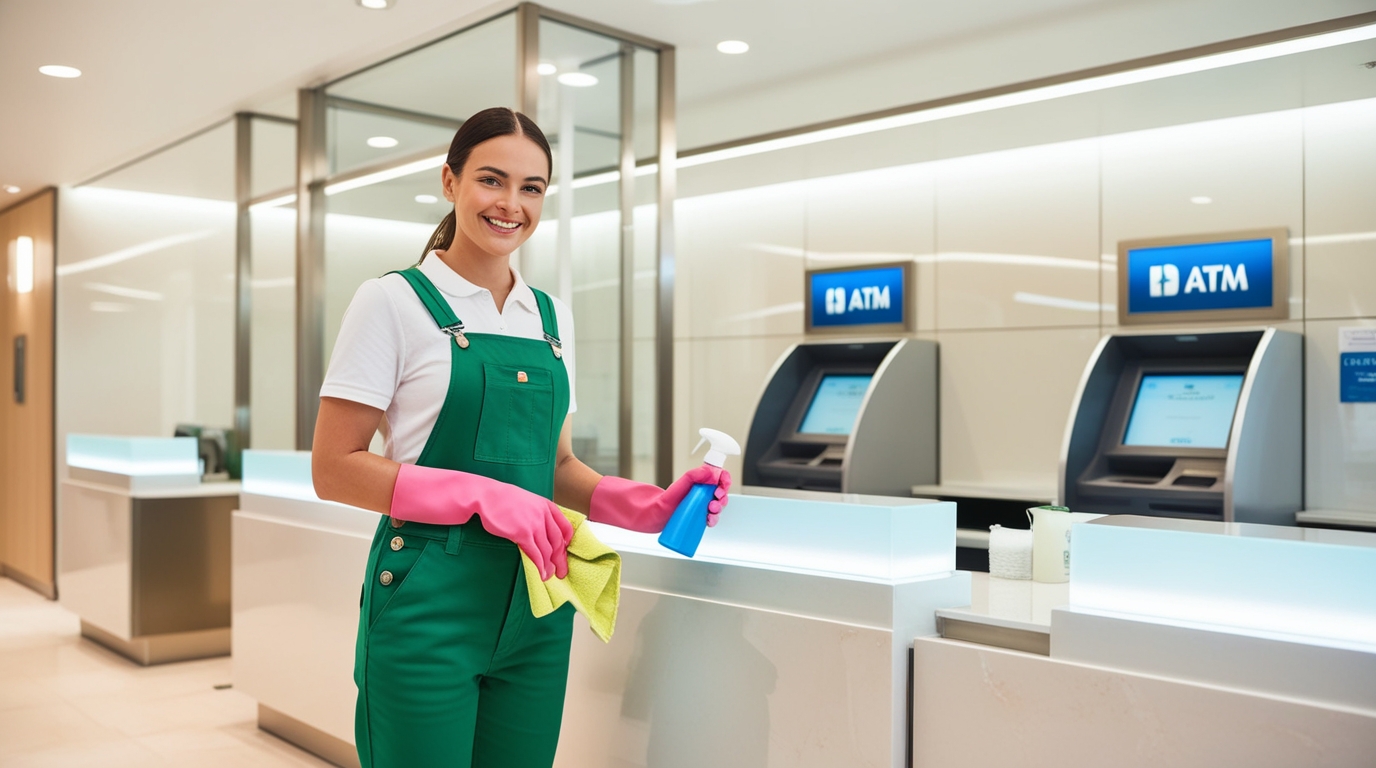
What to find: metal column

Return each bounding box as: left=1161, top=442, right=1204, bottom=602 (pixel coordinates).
left=655, top=46, right=676, bottom=487
left=295, top=89, right=327, bottom=450
left=233, top=114, right=252, bottom=450
left=617, top=44, right=636, bottom=479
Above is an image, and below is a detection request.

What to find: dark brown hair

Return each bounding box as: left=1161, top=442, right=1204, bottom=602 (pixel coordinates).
left=421, top=107, right=553, bottom=260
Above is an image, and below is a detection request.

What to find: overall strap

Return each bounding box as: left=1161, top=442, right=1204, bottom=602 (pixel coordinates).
left=389, top=268, right=469, bottom=348
left=530, top=287, right=564, bottom=359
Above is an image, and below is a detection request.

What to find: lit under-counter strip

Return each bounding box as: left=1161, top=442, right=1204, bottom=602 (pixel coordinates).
left=67, top=434, right=200, bottom=476
left=1069, top=517, right=1376, bottom=652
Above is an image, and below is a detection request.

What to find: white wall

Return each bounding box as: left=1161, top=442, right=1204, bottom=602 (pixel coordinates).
left=670, top=97, right=1376, bottom=513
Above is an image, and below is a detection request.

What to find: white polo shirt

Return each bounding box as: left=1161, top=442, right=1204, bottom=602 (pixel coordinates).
left=320, top=253, right=577, bottom=465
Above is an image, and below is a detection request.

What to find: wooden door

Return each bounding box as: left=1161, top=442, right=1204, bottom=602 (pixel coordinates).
left=1, top=189, right=56, bottom=598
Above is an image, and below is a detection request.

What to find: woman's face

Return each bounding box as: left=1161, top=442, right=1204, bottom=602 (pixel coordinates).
left=441, top=134, right=549, bottom=258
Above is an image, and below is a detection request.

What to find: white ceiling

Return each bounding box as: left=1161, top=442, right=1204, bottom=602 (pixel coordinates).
left=1, top=0, right=1372, bottom=201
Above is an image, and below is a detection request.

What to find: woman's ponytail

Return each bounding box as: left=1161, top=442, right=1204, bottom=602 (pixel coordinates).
left=421, top=211, right=456, bottom=261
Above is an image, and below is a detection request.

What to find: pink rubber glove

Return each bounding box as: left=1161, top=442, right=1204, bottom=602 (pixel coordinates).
left=390, top=463, right=572, bottom=581
left=588, top=466, right=732, bottom=534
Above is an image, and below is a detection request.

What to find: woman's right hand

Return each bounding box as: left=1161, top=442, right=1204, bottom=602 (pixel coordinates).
left=390, top=463, right=572, bottom=580
left=470, top=494, right=572, bottom=582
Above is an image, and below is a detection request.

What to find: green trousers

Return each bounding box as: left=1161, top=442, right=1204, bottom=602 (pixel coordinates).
left=355, top=518, right=575, bottom=768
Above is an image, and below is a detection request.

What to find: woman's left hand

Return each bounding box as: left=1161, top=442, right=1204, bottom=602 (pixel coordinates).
left=587, top=466, right=732, bottom=533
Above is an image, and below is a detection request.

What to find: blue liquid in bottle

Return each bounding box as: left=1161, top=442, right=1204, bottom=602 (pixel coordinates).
left=657, top=482, right=716, bottom=557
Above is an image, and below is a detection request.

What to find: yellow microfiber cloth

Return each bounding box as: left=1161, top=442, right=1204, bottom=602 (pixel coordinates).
left=520, top=508, right=621, bottom=643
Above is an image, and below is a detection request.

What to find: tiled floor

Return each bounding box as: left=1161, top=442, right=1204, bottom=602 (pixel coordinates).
left=0, top=577, right=333, bottom=767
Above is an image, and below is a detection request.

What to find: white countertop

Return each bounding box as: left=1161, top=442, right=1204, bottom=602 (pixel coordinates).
left=936, top=571, right=1069, bottom=634
left=63, top=475, right=241, bottom=499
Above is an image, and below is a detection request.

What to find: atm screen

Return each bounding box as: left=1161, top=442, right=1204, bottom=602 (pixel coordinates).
left=798, top=374, right=872, bottom=435
left=1123, top=374, right=1244, bottom=449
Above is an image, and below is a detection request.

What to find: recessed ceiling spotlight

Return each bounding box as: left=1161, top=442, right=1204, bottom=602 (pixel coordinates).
left=357, top=0, right=393, bottom=9
left=537, top=63, right=557, bottom=76
left=367, top=136, right=399, bottom=148
left=415, top=194, right=439, bottom=204
left=716, top=40, right=749, bottom=55
left=39, top=65, right=82, bottom=78
left=3, top=186, right=19, bottom=194
left=1190, top=196, right=1213, bottom=205
left=557, top=72, right=598, bottom=87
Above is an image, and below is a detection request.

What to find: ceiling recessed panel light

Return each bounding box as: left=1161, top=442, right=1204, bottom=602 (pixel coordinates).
left=537, top=63, right=557, bottom=76
left=717, top=40, right=749, bottom=55
left=3, top=186, right=19, bottom=194
left=39, top=65, right=81, bottom=79
left=367, top=136, right=399, bottom=148
left=357, top=0, right=392, bottom=9
left=557, top=72, right=598, bottom=87
left=415, top=194, right=439, bottom=204
left=1190, top=196, right=1213, bottom=205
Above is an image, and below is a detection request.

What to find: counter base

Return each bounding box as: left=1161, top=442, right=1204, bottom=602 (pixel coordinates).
left=80, top=620, right=229, bottom=666
left=938, top=615, right=1049, bottom=655
left=259, top=704, right=360, bottom=768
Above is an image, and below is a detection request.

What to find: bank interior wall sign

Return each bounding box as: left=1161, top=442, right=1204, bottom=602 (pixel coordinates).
left=805, top=262, right=913, bottom=335
left=1117, top=228, right=1289, bottom=326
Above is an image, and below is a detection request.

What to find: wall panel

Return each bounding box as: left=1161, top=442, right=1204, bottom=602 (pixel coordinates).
left=1303, top=98, right=1376, bottom=321
left=934, top=140, right=1102, bottom=331
left=1, top=190, right=57, bottom=596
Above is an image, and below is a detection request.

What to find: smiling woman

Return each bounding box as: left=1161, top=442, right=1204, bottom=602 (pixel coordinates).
left=312, top=104, right=728, bottom=768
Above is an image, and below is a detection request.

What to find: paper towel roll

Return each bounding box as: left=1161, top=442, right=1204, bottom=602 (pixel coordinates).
left=988, top=525, right=1033, bottom=580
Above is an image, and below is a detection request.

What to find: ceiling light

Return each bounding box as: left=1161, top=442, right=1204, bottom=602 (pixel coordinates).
left=557, top=72, right=598, bottom=87
left=1190, top=196, right=1213, bottom=205
left=716, top=40, right=749, bottom=55
left=39, top=65, right=81, bottom=78
left=677, top=21, right=1376, bottom=170
left=13, top=237, right=34, bottom=294
left=537, top=63, right=557, bottom=76
left=367, top=136, right=399, bottom=148
left=357, top=0, right=393, bottom=9
left=3, top=186, right=18, bottom=194
left=415, top=194, right=439, bottom=204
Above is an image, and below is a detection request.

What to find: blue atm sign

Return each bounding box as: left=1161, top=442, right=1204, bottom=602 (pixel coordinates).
left=1120, top=230, right=1288, bottom=325
left=808, top=264, right=908, bottom=332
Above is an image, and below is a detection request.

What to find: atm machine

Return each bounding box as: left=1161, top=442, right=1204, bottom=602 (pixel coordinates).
left=743, top=339, right=937, bottom=496
left=1059, top=328, right=1302, bottom=525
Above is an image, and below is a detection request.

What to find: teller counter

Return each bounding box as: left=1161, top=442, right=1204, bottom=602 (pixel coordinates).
left=59, top=435, right=239, bottom=666
left=915, top=515, right=1376, bottom=768
left=230, top=451, right=969, bottom=768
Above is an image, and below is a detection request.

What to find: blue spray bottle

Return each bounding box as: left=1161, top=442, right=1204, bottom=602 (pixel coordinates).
left=658, top=428, right=740, bottom=558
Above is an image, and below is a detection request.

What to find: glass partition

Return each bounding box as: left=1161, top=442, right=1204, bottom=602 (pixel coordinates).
left=245, top=115, right=300, bottom=452
left=58, top=121, right=238, bottom=482
left=308, top=7, right=672, bottom=480
left=58, top=109, right=300, bottom=501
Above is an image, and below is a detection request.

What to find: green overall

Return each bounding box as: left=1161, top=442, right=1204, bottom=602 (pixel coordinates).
left=354, top=267, right=574, bottom=768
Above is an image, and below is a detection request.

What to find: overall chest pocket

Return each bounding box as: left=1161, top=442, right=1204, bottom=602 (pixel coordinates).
left=474, top=363, right=555, bottom=466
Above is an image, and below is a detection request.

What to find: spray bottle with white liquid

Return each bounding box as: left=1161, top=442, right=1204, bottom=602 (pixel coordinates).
left=658, top=428, right=740, bottom=557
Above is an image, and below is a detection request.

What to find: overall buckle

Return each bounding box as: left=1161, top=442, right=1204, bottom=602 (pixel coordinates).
left=443, top=322, right=469, bottom=349
left=544, top=333, right=563, bottom=359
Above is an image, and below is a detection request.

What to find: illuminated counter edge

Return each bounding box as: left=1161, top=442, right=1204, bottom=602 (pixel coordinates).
left=1067, top=515, right=1376, bottom=651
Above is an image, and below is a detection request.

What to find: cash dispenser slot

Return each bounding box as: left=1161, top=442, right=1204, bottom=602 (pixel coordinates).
left=1060, top=329, right=1302, bottom=525
left=743, top=339, right=938, bottom=497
